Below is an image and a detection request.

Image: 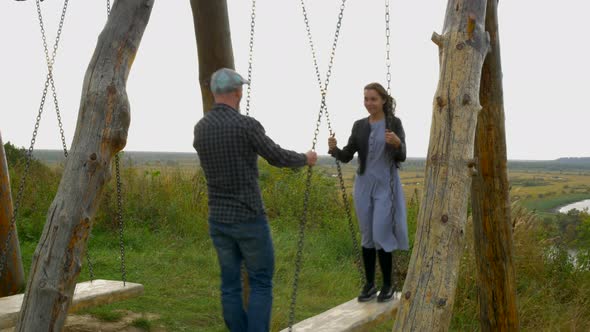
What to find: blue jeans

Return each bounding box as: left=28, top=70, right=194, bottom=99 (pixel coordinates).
left=209, top=215, right=275, bottom=332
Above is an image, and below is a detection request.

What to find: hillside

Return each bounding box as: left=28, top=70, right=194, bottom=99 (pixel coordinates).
left=18, top=149, right=590, bottom=172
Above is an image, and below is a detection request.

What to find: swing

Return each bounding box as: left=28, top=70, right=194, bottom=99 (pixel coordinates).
left=0, top=280, right=143, bottom=330
left=284, top=0, right=403, bottom=330
left=0, top=0, right=143, bottom=328
left=236, top=0, right=367, bottom=329
left=234, top=1, right=372, bottom=329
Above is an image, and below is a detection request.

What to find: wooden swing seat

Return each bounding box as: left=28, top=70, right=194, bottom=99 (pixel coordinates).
left=280, top=292, right=400, bottom=332
left=0, top=279, right=143, bottom=329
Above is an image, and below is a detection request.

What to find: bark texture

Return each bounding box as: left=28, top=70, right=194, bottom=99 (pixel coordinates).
left=189, top=0, right=236, bottom=114
left=16, top=1, right=154, bottom=330
left=393, top=0, right=490, bottom=330
left=471, top=0, right=519, bottom=330
left=0, top=133, right=25, bottom=297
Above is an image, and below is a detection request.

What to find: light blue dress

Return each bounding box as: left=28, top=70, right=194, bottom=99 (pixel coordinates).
left=353, top=119, right=409, bottom=252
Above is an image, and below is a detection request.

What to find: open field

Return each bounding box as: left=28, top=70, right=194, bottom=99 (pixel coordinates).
left=319, top=157, right=590, bottom=215
left=4, top=147, right=590, bottom=330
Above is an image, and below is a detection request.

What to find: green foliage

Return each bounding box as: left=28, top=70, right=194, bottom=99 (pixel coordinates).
left=538, top=209, right=590, bottom=248
left=4, top=142, right=61, bottom=243
left=522, top=193, right=590, bottom=213
left=451, top=204, right=590, bottom=331
left=390, top=189, right=419, bottom=291
left=577, top=214, right=590, bottom=248
left=7, top=153, right=590, bottom=331
left=510, top=177, right=551, bottom=187
left=95, top=165, right=209, bottom=236
left=93, top=310, right=124, bottom=322
left=131, top=318, right=152, bottom=330
left=258, top=161, right=346, bottom=227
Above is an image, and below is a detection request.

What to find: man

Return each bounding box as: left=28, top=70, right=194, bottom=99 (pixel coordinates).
left=193, top=68, right=317, bottom=332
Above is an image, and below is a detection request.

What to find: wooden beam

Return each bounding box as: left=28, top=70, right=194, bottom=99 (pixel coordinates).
left=393, top=0, right=490, bottom=330
left=189, top=0, right=236, bottom=114
left=471, top=0, right=519, bottom=330
left=15, top=1, right=154, bottom=330
left=188, top=0, right=252, bottom=307
left=0, top=280, right=143, bottom=329
left=0, top=133, right=25, bottom=297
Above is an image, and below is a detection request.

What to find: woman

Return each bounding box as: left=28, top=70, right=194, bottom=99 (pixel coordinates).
left=328, top=82, right=408, bottom=303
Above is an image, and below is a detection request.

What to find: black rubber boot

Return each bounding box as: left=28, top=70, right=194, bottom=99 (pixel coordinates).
left=358, top=247, right=377, bottom=302
left=377, top=249, right=394, bottom=302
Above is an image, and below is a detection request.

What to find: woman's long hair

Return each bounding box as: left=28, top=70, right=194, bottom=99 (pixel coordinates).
left=364, top=82, right=397, bottom=128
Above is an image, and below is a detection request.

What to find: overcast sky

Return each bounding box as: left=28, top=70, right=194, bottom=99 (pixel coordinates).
left=1, top=0, right=588, bottom=160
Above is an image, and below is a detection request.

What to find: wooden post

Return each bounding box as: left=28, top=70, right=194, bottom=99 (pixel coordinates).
left=393, top=1, right=489, bottom=330
left=471, top=0, right=519, bottom=330
left=189, top=0, right=236, bottom=114
left=15, top=1, right=154, bottom=330
left=0, top=133, right=26, bottom=297
left=189, top=0, right=251, bottom=307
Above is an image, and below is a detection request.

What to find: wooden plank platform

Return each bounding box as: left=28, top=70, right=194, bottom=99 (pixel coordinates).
left=281, top=292, right=401, bottom=332
left=0, top=279, right=143, bottom=329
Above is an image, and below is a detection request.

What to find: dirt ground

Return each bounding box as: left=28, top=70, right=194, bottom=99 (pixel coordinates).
left=2, top=311, right=164, bottom=332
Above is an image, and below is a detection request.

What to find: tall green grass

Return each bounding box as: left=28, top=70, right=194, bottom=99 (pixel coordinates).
left=452, top=205, right=590, bottom=331
left=5, top=143, right=590, bottom=331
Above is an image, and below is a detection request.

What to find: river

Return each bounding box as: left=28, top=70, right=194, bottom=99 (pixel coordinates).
left=558, top=199, right=590, bottom=213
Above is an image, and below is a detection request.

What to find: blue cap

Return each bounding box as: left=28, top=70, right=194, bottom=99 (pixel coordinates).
left=210, top=68, right=250, bottom=94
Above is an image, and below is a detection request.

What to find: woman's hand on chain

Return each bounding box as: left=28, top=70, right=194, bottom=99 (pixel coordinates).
left=328, top=133, right=337, bottom=152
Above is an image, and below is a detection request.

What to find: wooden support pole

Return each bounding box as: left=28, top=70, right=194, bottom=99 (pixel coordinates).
left=189, top=0, right=251, bottom=307
left=191, top=0, right=250, bottom=306
left=393, top=0, right=490, bottom=330
left=471, top=0, right=520, bottom=330
left=15, top=1, right=154, bottom=330
left=0, top=133, right=25, bottom=297
left=189, top=0, right=236, bottom=115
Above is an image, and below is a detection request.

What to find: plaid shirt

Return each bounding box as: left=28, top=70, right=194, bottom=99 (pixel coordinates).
left=193, top=103, right=307, bottom=223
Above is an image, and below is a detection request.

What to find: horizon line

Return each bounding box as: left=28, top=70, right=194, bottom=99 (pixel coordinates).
left=28, top=149, right=590, bottom=162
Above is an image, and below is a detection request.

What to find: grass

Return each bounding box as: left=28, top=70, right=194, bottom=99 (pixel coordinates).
left=93, top=310, right=125, bottom=322
left=7, top=148, right=590, bottom=331
left=131, top=318, right=153, bottom=331
left=521, top=192, right=590, bottom=213
left=18, top=220, right=374, bottom=331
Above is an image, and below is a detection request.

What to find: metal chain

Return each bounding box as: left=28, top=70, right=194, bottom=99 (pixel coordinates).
left=106, top=0, right=128, bottom=286
left=288, top=165, right=313, bottom=331
left=240, top=0, right=257, bottom=304
left=336, top=161, right=364, bottom=281
left=41, top=0, right=99, bottom=281
left=299, top=0, right=347, bottom=145
left=115, top=154, right=127, bottom=285
left=302, top=0, right=362, bottom=278
left=0, top=0, right=71, bottom=278
left=389, top=161, right=398, bottom=285
left=385, top=0, right=401, bottom=291
left=245, top=0, right=256, bottom=116
left=36, top=0, right=70, bottom=158
left=385, top=0, right=392, bottom=95
left=385, top=0, right=396, bottom=221
left=288, top=0, right=354, bottom=330
left=38, top=0, right=98, bottom=281
left=84, top=249, right=95, bottom=281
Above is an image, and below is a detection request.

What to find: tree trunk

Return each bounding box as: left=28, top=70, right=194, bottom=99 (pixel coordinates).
left=191, top=0, right=250, bottom=306
left=471, top=0, right=519, bottom=330
left=0, top=133, right=25, bottom=297
left=189, top=0, right=235, bottom=114
left=15, top=1, right=154, bottom=330
left=393, top=1, right=489, bottom=330
left=189, top=0, right=251, bottom=307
